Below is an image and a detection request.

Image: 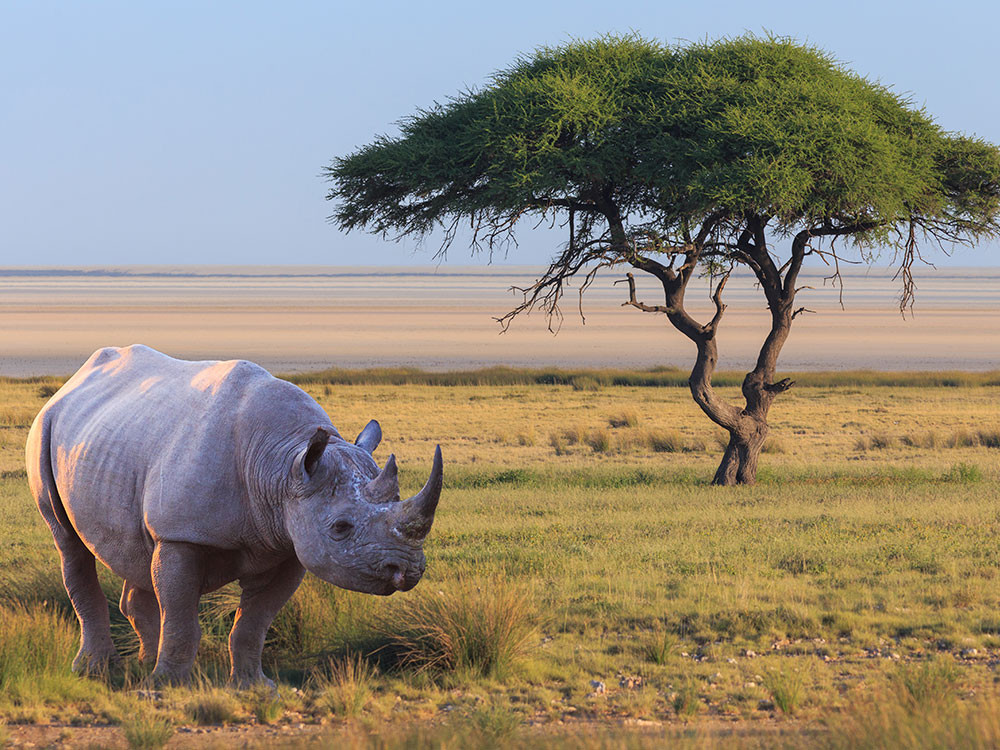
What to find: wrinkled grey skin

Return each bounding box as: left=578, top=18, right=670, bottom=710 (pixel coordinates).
left=25, top=345, right=442, bottom=687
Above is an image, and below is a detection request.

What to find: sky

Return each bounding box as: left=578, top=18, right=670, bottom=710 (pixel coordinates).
left=4, top=0, right=1000, bottom=267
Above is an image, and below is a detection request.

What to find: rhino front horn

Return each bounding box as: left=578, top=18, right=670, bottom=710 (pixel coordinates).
left=393, top=445, right=443, bottom=542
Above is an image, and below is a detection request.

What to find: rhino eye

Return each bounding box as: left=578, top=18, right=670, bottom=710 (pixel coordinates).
left=331, top=519, right=354, bottom=539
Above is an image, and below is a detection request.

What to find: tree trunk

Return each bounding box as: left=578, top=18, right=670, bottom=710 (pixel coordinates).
left=712, top=418, right=768, bottom=486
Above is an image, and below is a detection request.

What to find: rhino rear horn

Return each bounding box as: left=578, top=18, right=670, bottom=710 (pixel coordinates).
left=392, top=445, right=443, bottom=542
left=355, top=420, right=382, bottom=453
left=365, top=454, right=400, bottom=502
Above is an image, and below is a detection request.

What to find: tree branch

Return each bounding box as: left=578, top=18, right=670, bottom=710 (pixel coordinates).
left=614, top=273, right=673, bottom=314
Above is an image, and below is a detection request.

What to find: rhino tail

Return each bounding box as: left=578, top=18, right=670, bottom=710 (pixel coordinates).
left=26, top=407, right=76, bottom=537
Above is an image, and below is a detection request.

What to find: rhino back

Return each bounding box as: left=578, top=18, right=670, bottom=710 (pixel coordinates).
left=44, top=345, right=332, bottom=579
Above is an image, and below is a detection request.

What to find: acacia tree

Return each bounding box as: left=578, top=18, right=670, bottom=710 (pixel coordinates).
left=327, top=35, right=1000, bottom=485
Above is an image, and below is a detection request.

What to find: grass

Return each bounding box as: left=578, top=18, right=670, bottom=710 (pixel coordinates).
left=314, top=653, right=377, bottom=719
left=762, top=668, right=804, bottom=715
left=383, top=577, right=536, bottom=681
left=120, top=711, right=174, bottom=749
left=1, top=375, right=999, bottom=746
left=185, top=686, right=240, bottom=725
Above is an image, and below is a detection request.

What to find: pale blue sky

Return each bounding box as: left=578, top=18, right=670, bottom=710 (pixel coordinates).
left=4, top=0, right=999, bottom=266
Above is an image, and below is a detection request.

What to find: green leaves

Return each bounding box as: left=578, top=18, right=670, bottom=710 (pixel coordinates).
left=327, top=34, right=1000, bottom=257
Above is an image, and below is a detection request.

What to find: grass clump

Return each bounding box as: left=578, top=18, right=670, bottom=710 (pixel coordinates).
left=762, top=436, right=788, bottom=454
left=942, top=463, right=982, bottom=483
left=585, top=428, right=612, bottom=453
left=385, top=577, right=535, bottom=681
left=889, top=657, right=961, bottom=710
left=0, top=602, right=97, bottom=706
left=570, top=376, right=600, bottom=392
left=120, top=711, right=174, bottom=750
left=315, top=653, right=376, bottom=719
left=645, top=629, right=677, bottom=665
left=608, top=410, right=639, bottom=428
left=646, top=428, right=684, bottom=453
left=245, top=686, right=283, bottom=725
left=763, top=668, right=804, bottom=715
left=184, top=687, right=239, bottom=725
left=672, top=680, right=700, bottom=718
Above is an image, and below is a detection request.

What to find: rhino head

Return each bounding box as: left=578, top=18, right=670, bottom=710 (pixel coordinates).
left=283, top=420, right=442, bottom=596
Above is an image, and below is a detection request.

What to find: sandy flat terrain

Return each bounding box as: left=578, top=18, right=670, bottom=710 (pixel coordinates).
left=0, top=265, right=997, bottom=375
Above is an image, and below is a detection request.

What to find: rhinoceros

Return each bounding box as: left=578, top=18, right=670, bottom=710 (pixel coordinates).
left=25, top=344, right=442, bottom=686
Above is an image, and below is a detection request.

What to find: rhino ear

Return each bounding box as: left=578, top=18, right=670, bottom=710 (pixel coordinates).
left=298, top=427, right=332, bottom=480
left=355, top=420, right=382, bottom=454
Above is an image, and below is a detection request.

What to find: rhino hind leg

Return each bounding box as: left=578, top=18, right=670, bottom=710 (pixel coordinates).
left=120, top=581, right=160, bottom=664
left=228, top=558, right=305, bottom=689
left=32, top=484, right=118, bottom=674
left=149, top=541, right=205, bottom=686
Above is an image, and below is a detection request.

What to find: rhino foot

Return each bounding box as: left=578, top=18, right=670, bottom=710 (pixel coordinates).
left=230, top=670, right=276, bottom=692
left=72, top=648, right=120, bottom=677
left=148, top=666, right=193, bottom=687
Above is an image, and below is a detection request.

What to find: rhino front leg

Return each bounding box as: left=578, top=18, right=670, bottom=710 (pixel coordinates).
left=229, top=557, right=305, bottom=688
left=150, top=541, right=205, bottom=685
left=120, top=581, right=160, bottom=664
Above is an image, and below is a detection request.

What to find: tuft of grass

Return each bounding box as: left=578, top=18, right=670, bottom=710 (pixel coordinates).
left=570, top=376, right=600, bottom=392
left=315, top=653, right=377, bottom=719
left=585, top=428, right=612, bottom=454
left=947, top=429, right=980, bottom=448
left=646, top=428, right=683, bottom=453
left=763, top=668, right=804, bottom=715
left=245, top=686, right=283, bottom=725
left=762, top=436, right=788, bottom=454
left=470, top=702, right=521, bottom=743
left=385, top=577, right=536, bottom=681
left=645, top=629, right=677, bottom=665
left=0, top=602, right=99, bottom=705
left=120, top=711, right=174, bottom=750
left=824, top=665, right=992, bottom=750
left=608, top=410, right=639, bottom=428
left=977, top=429, right=1000, bottom=448
left=516, top=430, right=536, bottom=447
left=672, top=679, right=700, bottom=718
left=548, top=432, right=569, bottom=456
left=561, top=424, right=586, bottom=445
left=857, top=432, right=895, bottom=451
left=36, top=384, right=60, bottom=400
left=185, top=687, right=239, bottom=725
left=889, top=657, right=962, bottom=710
left=942, top=463, right=982, bottom=483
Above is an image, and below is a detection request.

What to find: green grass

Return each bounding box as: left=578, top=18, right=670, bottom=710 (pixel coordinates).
left=1, top=376, right=1000, bottom=746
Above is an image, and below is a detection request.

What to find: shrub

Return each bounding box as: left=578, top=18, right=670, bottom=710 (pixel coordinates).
left=384, top=577, right=535, bottom=681
left=315, top=653, right=377, bottom=719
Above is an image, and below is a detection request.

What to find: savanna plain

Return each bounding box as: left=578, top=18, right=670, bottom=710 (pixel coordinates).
left=2, top=366, right=1000, bottom=749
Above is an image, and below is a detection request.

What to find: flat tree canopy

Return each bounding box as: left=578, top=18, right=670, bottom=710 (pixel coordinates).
left=327, top=35, right=1000, bottom=485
